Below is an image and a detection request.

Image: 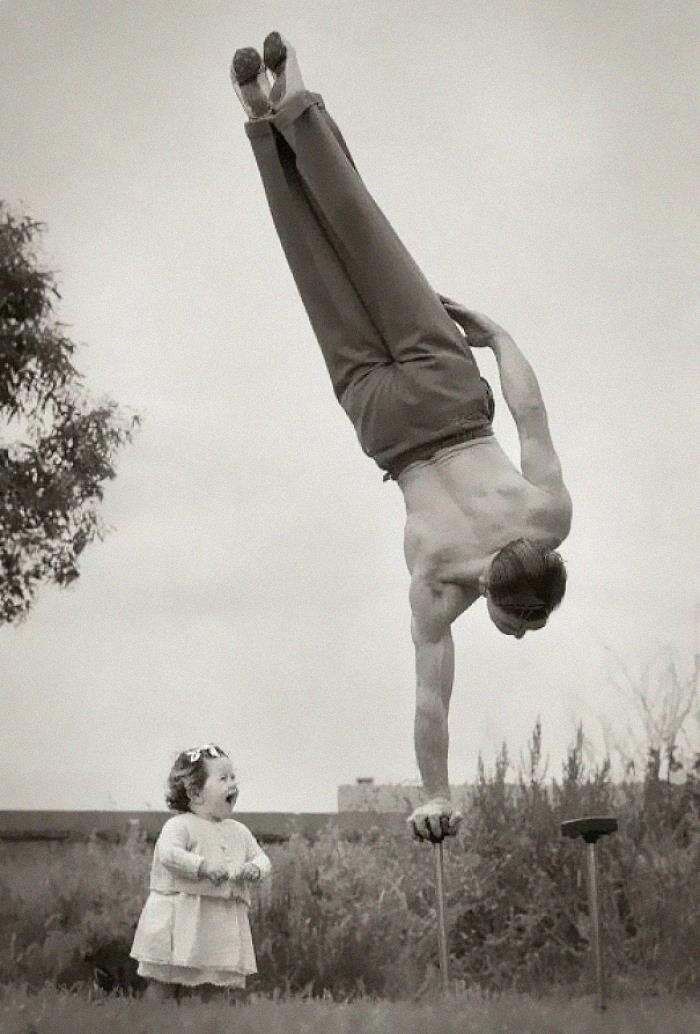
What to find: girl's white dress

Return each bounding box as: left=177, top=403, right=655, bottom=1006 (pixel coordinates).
left=130, top=812, right=271, bottom=987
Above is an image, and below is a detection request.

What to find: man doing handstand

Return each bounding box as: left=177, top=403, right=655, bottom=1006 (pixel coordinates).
left=230, top=34, right=572, bottom=843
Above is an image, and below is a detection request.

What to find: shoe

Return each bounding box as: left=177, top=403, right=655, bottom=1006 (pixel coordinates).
left=230, top=47, right=271, bottom=119
left=263, top=31, right=304, bottom=109
left=263, top=31, right=286, bottom=74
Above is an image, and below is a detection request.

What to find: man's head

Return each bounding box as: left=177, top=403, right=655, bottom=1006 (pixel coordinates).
left=484, top=538, right=566, bottom=638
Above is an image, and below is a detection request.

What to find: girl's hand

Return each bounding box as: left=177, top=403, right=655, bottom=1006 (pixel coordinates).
left=200, top=860, right=229, bottom=885
left=239, top=862, right=262, bottom=882
left=438, top=295, right=509, bottom=347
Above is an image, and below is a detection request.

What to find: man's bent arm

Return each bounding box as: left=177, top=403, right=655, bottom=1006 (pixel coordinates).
left=491, top=334, right=568, bottom=495
left=439, top=299, right=568, bottom=496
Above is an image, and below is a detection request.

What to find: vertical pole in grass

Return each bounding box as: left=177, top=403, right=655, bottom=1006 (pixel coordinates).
left=561, top=816, right=618, bottom=1012
left=434, top=841, right=450, bottom=993
left=586, top=840, right=605, bottom=1011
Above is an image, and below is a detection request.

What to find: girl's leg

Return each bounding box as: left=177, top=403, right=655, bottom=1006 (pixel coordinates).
left=245, top=112, right=391, bottom=403
left=144, top=979, right=179, bottom=1003
left=191, top=983, right=223, bottom=1004
left=266, top=91, right=473, bottom=369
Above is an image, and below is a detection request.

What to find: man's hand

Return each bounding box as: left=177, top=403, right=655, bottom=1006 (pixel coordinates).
left=200, top=860, right=229, bottom=885
left=408, top=797, right=462, bottom=843
left=438, top=296, right=509, bottom=348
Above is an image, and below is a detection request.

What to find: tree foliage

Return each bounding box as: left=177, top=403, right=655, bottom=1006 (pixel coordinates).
left=0, top=202, right=138, bottom=623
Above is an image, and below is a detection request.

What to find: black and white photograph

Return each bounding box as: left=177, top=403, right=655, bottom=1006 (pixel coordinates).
left=1, top=1, right=698, bottom=1030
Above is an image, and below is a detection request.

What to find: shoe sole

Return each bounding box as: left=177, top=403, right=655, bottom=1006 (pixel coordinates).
left=263, top=31, right=286, bottom=73
left=232, top=47, right=263, bottom=85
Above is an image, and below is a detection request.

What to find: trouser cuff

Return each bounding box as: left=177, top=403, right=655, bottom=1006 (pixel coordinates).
left=245, top=91, right=324, bottom=138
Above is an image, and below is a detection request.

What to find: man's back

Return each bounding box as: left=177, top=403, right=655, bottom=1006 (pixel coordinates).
left=400, top=436, right=571, bottom=603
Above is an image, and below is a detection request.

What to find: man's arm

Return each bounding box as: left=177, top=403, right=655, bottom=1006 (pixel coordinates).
left=491, top=334, right=567, bottom=494
left=440, top=298, right=568, bottom=496
left=407, top=573, right=471, bottom=840
left=411, top=582, right=454, bottom=799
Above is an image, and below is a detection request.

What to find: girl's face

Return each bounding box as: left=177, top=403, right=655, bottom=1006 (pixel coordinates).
left=189, top=756, right=239, bottom=821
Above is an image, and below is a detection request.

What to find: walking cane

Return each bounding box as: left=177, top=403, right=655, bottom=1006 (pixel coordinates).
left=433, top=840, right=450, bottom=993
left=561, top=816, right=618, bottom=1011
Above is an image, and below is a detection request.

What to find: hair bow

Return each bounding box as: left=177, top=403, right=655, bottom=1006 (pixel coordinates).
left=185, top=744, right=225, bottom=763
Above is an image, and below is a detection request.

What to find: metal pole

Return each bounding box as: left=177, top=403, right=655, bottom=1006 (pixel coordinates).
left=434, top=841, right=450, bottom=993
left=585, top=840, right=606, bottom=1011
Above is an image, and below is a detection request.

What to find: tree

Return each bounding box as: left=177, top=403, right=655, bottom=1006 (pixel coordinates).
left=0, top=202, right=139, bottom=623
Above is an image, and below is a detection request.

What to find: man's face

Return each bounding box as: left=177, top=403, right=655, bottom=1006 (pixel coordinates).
left=486, top=597, right=548, bottom=639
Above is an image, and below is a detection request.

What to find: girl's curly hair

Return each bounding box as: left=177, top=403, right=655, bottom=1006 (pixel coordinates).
left=165, top=745, right=229, bottom=812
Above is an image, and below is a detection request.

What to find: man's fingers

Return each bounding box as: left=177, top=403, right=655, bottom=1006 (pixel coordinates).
left=410, top=819, right=445, bottom=843
left=428, top=815, right=444, bottom=840
left=411, top=818, right=428, bottom=842
left=446, top=811, right=462, bottom=834
left=438, top=293, right=462, bottom=313
left=409, top=803, right=462, bottom=843
left=411, top=818, right=436, bottom=843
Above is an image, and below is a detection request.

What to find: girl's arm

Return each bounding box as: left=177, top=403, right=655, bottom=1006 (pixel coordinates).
left=239, top=828, right=272, bottom=881
left=157, top=818, right=207, bottom=880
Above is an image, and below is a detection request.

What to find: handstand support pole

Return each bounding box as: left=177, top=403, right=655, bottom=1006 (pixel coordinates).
left=434, top=841, right=450, bottom=993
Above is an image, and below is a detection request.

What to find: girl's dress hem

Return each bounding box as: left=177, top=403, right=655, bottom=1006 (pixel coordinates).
left=136, top=961, right=247, bottom=988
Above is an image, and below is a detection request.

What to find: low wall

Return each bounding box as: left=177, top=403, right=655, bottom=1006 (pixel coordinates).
left=0, top=810, right=407, bottom=843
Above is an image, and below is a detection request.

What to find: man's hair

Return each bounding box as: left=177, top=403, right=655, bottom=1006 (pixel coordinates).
left=488, top=538, right=567, bottom=616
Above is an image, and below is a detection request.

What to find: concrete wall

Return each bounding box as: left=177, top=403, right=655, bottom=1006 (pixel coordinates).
left=0, top=809, right=407, bottom=842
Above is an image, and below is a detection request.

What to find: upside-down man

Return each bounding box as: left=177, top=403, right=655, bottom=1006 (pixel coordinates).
left=230, top=34, right=572, bottom=843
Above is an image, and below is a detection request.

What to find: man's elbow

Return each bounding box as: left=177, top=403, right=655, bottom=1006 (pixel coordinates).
left=552, top=484, right=573, bottom=539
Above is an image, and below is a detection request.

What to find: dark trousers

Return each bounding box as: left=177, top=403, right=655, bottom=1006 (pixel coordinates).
left=245, top=91, right=494, bottom=479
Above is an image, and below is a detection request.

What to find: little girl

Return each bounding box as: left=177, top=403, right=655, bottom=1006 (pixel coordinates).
left=130, top=744, right=271, bottom=999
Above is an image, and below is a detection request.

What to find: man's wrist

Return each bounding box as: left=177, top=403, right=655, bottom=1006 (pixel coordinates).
left=422, top=791, right=451, bottom=805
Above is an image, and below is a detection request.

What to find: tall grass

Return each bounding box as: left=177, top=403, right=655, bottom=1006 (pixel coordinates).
left=1, top=722, right=698, bottom=999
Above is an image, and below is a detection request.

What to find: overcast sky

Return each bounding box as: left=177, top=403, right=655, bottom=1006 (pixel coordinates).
left=1, top=0, right=697, bottom=812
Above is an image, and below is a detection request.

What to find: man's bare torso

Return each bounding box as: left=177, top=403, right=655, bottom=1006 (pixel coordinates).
left=399, top=436, right=571, bottom=624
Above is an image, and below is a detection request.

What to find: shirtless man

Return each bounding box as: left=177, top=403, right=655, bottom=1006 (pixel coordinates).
left=231, top=34, right=572, bottom=843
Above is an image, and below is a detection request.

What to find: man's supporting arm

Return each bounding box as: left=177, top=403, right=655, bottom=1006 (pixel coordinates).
left=412, top=620, right=454, bottom=799
left=408, top=575, right=465, bottom=840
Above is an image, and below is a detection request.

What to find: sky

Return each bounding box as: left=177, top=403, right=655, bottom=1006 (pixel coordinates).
left=1, top=0, right=698, bottom=812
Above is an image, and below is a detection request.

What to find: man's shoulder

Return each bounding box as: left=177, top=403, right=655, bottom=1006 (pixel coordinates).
left=528, top=482, right=572, bottom=543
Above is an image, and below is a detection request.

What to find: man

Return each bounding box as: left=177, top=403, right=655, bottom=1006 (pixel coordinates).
left=231, top=34, right=572, bottom=843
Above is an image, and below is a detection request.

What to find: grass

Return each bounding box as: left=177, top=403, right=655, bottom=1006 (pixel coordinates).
left=1, top=985, right=699, bottom=1034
